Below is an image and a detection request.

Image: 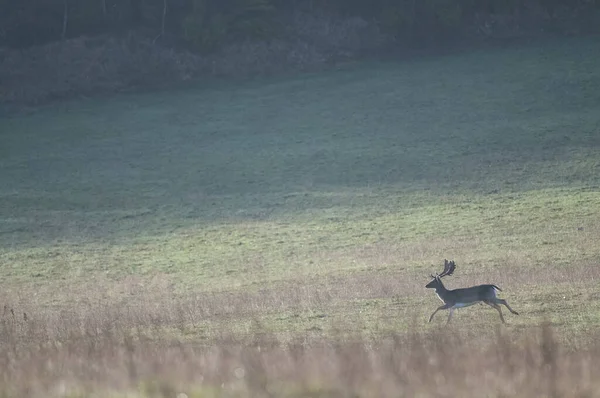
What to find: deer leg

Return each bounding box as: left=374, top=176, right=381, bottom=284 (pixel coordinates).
left=484, top=301, right=506, bottom=323
left=446, top=308, right=455, bottom=324
left=429, top=303, right=452, bottom=323
left=428, top=307, right=441, bottom=323
left=496, top=298, right=519, bottom=315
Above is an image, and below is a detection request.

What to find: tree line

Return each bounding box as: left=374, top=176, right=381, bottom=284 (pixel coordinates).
left=1, top=0, right=598, bottom=50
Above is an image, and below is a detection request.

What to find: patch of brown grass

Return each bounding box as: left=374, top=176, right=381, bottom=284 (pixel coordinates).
left=1, top=279, right=600, bottom=398
left=1, top=301, right=599, bottom=397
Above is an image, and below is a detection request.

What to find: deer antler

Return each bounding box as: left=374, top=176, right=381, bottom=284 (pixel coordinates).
left=429, top=259, right=456, bottom=279
left=438, top=259, right=456, bottom=278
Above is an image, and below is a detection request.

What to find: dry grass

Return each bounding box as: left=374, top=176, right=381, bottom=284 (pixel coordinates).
left=1, top=298, right=600, bottom=398
left=1, top=257, right=600, bottom=397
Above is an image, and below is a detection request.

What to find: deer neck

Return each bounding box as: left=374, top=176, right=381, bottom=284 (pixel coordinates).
left=434, top=279, right=451, bottom=302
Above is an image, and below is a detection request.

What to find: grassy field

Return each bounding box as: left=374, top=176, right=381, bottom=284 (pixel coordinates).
left=1, top=36, right=600, bottom=396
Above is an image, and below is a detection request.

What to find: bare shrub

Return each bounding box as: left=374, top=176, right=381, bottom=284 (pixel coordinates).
left=288, top=11, right=387, bottom=57
left=471, top=1, right=600, bottom=42
left=0, top=12, right=389, bottom=107
left=205, top=12, right=388, bottom=78
left=208, top=39, right=326, bottom=77
left=0, top=33, right=204, bottom=106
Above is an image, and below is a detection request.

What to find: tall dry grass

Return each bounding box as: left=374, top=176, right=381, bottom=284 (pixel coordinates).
left=1, top=297, right=599, bottom=398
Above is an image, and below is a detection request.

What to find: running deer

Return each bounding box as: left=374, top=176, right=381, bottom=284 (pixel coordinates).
left=425, top=259, right=519, bottom=324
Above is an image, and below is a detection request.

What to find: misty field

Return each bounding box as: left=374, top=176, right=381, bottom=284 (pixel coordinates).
left=1, top=36, right=600, bottom=397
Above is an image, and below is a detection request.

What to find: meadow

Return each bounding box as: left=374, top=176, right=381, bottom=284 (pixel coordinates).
left=1, top=36, right=600, bottom=397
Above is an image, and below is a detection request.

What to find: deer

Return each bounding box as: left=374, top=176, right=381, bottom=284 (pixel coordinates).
left=425, top=259, right=519, bottom=324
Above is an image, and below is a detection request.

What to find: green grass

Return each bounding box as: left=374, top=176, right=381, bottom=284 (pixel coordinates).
left=1, top=36, right=600, bottom=339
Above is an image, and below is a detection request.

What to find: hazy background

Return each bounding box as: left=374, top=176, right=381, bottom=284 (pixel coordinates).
left=2, top=0, right=599, bottom=106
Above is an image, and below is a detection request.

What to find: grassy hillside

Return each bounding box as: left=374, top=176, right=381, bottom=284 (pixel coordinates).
left=0, top=36, right=600, bottom=397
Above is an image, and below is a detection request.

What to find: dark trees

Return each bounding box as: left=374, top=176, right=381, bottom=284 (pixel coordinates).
left=0, top=0, right=598, bottom=50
